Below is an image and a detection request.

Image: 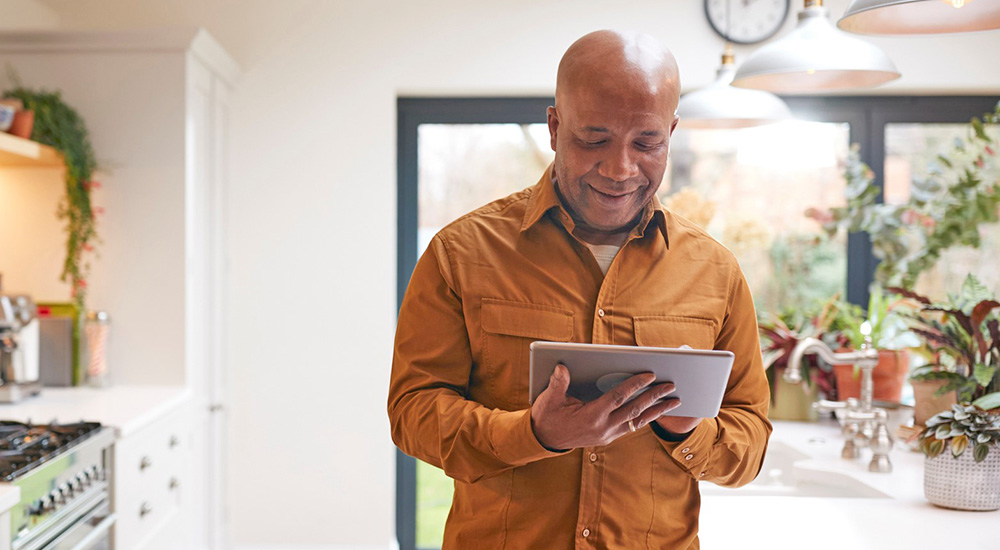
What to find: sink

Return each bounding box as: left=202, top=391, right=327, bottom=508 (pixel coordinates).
left=698, top=441, right=890, bottom=498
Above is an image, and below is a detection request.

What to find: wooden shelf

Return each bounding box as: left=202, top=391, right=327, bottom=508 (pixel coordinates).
left=0, top=132, right=63, bottom=167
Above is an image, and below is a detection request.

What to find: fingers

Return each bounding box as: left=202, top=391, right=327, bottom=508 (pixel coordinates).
left=610, top=382, right=676, bottom=425
left=595, top=372, right=656, bottom=412
left=627, top=397, right=681, bottom=433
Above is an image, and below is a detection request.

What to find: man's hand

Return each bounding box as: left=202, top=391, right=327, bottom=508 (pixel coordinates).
left=530, top=364, right=680, bottom=451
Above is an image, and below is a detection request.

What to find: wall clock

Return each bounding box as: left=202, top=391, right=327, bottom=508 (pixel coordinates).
left=705, top=0, right=791, bottom=45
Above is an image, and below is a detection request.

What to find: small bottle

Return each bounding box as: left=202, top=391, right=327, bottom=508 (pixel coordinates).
left=84, top=311, right=110, bottom=387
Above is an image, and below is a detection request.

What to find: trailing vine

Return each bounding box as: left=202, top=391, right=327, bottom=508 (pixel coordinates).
left=3, top=85, right=99, bottom=311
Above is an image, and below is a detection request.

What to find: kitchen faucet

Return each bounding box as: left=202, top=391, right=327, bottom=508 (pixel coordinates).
left=784, top=323, right=893, bottom=473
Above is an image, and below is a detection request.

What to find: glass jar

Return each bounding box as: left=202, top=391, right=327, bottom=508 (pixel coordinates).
left=84, top=311, right=110, bottom=387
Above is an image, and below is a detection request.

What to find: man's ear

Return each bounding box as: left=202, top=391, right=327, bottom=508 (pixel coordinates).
left=669, top=111, right=679, bottom=137
left=546, top=106, right=559, bottom=152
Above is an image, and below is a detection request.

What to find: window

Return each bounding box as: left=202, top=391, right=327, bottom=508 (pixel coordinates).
left=395, top=96, right=1000, bottom=550
left=664, top=121, right=850, bottom=314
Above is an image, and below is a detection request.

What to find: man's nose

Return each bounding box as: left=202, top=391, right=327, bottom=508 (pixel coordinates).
left=597, top=145, right=640, bottom=182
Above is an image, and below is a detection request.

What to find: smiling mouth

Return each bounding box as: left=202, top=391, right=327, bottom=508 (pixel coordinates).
left=591, top=186, right=635, bottom=199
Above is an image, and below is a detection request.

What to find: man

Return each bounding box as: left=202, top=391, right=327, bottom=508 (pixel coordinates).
left=388, top=30, right=771, bottom=549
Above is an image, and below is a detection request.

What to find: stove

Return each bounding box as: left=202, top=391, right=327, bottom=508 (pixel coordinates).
left=0, top=421, right=114, bottom=550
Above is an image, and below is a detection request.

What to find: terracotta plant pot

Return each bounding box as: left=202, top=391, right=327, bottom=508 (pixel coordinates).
left=833, top=349, right=910, bottom=403
left=8, top=109, right=34, bottom=139
left=911, top=378, right=958, bottom=426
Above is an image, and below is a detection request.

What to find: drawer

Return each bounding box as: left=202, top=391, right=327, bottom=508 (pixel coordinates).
left=113, top=402, right=193, bottom=550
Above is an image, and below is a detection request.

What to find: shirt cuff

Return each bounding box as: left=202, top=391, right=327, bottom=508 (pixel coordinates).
left=488, top=409, right=566, bottom=466
left=654, top=418, right=718, bottom=477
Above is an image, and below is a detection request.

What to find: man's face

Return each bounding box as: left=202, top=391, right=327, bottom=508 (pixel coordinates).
left=547, top=86, right=678, bottom=234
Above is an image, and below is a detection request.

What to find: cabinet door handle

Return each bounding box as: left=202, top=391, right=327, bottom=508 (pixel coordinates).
left=140, top=502, right=153, bottom=518
left=169, top=477, right=180, bottom=490
left=169, top=435, right=180, bottom=448
left=139, top=456, right=153, bottom=471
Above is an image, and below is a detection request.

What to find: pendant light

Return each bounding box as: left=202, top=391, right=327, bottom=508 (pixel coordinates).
left=677, top=44, right=793, bottom=129
left=838, top=0, right=1000, bottom=35
left=731, top=0, right=900, bottom=94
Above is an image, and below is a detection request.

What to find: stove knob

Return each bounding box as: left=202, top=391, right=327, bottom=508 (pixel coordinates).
left=28, top=500, right=44, bottom=516
left=40, top=496, right=54, bottom=513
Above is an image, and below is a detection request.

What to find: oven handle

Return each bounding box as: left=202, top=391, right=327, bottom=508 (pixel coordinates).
left=64, top=513, right=116, bottom=550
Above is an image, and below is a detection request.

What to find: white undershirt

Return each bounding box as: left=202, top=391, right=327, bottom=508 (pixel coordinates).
left=585, top=243, right=622, bottom=275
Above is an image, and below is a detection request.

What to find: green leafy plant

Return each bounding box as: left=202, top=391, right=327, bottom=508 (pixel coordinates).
left=891, top=275, right=1000, bottom=405
left=919, top=403, right=1000, bottom=463
left=759, top=296, right=845, bottom=401
left=808, top=103, right=1000, bottom=288
left=835, top=285, right=917, bottom=351
left=3, top=85, right=99, bottom=310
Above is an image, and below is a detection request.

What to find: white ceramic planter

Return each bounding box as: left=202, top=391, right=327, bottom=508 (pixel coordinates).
left=924, top=446, right=1000, bottom=511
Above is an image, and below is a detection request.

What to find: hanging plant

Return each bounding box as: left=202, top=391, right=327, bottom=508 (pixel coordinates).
left=3, top=84, right=99, bottom=311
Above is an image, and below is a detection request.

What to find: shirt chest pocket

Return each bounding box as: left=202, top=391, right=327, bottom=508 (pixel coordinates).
left=480, top=299, right=574, bottom=410
left=632, top=315, right=718, bottom=350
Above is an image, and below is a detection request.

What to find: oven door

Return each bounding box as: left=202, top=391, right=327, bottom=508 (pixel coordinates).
left=30, top=500, right=115, bottom=550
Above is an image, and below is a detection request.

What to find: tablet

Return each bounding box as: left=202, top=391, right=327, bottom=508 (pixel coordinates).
left=529, top=341, right=735, bottom=418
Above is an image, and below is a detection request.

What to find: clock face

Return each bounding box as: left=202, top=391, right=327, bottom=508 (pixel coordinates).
left=705, top=0, right=790, bottom=45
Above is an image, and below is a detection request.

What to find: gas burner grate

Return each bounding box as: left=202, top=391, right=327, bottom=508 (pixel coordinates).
left=0, top=421, right=102, bottom=481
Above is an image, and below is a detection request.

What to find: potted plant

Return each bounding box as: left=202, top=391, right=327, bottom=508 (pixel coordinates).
left=759, top=297, right=843, bottom=421
left=831, top=286, right=918, bottom=403
left=919, top=402, right=1000, bottom=511
left=891, top=275, right=1000, bottom=426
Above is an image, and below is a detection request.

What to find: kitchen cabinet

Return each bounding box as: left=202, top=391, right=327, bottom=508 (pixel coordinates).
left=112, top=399, right=192, bottom=550
left=0, top=29, right=238, bottom=550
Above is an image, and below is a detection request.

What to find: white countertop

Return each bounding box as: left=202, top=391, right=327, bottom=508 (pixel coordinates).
left=0, top=385, right=191, bottom=438
left=700, top=419, right=1000, bottom=550
left=0, top=485, right=18, bottom=517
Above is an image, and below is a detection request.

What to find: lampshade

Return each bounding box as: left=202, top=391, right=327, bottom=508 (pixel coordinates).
left=731, top=0, right=901, bottom=94
left=677, top=47, right=794, bottom=129
left=838, top=0, right=1000, bottom=35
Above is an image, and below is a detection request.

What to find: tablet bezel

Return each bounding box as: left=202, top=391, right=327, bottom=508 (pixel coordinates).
left=528, top=341, right=735, bottom=418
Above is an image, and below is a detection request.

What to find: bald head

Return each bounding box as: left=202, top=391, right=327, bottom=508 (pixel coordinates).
left=545, top=31, right=681, bottom=240
left=555, top=30, right=680, bottom=113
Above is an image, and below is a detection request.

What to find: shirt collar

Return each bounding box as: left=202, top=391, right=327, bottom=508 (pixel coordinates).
left=520, top=166, right=669, bottom=248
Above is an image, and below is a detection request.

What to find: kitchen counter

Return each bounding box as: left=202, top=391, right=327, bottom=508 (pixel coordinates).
left=0, top=485, right=18, bottom=518
left=700, top=419, right=999, bottom=550
left=0, top=385, right=191, bottom=437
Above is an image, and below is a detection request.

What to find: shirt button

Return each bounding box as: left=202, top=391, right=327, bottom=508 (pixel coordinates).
left=582, top=528, right=591, bottom=538
left=681, top=447, right=690, bottom=453
left=685, top=454, right=694, bottom=461
left=589, top=452, right=598, bottom=462
left=598, top=308, right=606, bottom=318
left=700, top=472, right=706, bottom=477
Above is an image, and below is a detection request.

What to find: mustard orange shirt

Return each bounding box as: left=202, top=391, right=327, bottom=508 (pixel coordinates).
left=389, top=169, right=772, bottom=549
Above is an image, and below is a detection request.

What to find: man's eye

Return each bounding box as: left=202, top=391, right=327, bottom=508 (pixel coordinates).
left=583, top=140, right=606, bottom=147
left=635, top=141, right=662, bottom=151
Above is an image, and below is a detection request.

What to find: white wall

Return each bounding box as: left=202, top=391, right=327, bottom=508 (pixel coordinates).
left=6, top=1, right=1000, bottom=548
left=0, top=48, right=189, bottom=386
